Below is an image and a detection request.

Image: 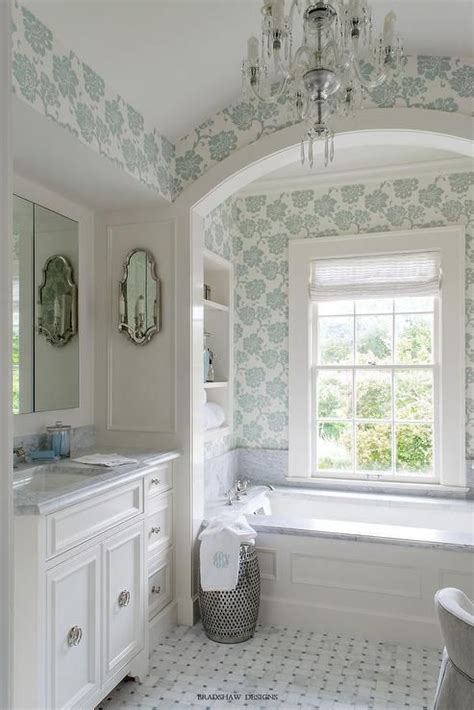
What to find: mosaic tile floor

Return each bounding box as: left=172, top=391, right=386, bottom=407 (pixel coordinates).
left=99, top=623, right=442, bottom=710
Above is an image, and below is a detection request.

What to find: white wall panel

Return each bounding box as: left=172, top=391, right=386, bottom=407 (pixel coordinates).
left=105, top=220, right=175, bottom=434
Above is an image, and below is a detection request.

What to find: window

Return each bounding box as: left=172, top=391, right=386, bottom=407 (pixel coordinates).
left=313, top=296, right=437, bottom=481
left=288, top=228, right=465, bottom=488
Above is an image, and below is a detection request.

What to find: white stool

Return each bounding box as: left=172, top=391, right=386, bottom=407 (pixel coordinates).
left=433, top=587, right=474, bottom=709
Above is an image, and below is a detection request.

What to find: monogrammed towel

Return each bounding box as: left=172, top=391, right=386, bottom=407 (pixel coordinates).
left=199, top=514, right=257, bottom=591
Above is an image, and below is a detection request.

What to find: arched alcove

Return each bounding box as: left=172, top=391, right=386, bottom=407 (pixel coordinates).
left=175, top=109, right=473, bottom=215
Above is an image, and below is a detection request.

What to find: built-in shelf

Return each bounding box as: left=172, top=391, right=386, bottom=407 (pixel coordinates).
left=204, top=299, right=229, bottom=313
left=204, top=425, right=231, bottom=441
left=203, top=249, right=233, bottom=440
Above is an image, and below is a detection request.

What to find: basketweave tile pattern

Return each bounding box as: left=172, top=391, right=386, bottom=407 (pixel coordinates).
left=97, top=623, right=441, bottom=709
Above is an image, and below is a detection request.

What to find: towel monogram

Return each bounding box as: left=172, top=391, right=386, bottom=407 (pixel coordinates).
left=213, top=551, right=230, bottom=568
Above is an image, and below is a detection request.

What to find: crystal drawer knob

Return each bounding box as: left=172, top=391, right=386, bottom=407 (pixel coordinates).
left=151, top=526, right=161, bottom=535
left=151, top=477, right=161, bottom=485
left=67, top=625, right=83, bottom=646
left=151, top=585, right=161, bottom=594
left=118, top=590, right=131, bottom=607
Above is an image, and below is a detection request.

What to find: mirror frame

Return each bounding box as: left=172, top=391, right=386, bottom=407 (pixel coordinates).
left=37, top=254, right=78, bottom=347
left=118, top=248, right=161, bottom=345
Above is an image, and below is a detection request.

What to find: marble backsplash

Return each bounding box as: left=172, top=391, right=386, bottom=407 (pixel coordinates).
left=206, top=448, right=473, bottom=499
left=204, top=448, right=239, bottom=502
left=14, top=425, right=96, bottom=457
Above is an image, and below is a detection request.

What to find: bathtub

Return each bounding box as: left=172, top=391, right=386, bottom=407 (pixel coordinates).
left=237, top=487, right=474, bottom=647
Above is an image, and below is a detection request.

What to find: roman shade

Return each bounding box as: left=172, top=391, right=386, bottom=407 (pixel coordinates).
left=309, top=250, right=441, bottom=302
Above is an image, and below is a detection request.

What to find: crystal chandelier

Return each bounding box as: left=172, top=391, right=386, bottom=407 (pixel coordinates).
left=241, top=1, right=404, bottom=166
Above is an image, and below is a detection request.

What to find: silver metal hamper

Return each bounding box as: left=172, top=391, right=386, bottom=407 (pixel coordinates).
left=199, top=543, right=260, bottom=643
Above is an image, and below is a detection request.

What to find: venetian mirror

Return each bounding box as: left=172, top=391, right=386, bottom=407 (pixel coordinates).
left=37, top=255, right=78, bottom=347
left=119, top=249, right=161, bottom=345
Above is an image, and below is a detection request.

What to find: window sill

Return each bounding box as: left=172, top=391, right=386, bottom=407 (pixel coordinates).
left=285, top=476, right=470, bottom=499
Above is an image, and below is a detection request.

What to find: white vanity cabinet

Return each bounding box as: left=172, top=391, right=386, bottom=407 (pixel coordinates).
left=46, top=547, right=101, bottom=709
left=102, top=522, right=145, bottom=681
left=14, top=455, right=177, bottom=710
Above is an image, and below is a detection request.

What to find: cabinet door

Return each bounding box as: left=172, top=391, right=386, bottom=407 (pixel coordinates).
left=46, top=548, right=100, bottom=709
left=102, top=521, right=145, bottom=680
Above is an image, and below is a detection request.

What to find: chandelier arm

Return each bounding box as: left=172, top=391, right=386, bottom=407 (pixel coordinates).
left=248, top=75, right=290, bottom=103
left=352, top=56, right=387, bottom=89
left=328, top=23, right=344, bottom=68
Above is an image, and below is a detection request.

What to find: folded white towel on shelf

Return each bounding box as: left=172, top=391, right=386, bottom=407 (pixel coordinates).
left=72, top=453, right=139, bottom=467
left=204, top=401, right=226, bottom=430
left=198, top=514, right=257, bottom=591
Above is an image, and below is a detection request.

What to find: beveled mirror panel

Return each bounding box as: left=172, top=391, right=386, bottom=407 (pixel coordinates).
left=12, top=196, right=79, bottom=414
left=119, top=248, right=160, bottom=345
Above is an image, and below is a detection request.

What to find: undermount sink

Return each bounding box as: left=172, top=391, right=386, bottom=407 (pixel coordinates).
left=13, top=464, right=104, bottom=493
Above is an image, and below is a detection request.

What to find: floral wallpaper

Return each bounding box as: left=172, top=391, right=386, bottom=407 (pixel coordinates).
left=173, top=56, right=474, bottom=195
left=11, top=1, right=174, bottom=201
left=10, top=2, right=473, bottom=203
left=204, top=170, right=474, bottom=458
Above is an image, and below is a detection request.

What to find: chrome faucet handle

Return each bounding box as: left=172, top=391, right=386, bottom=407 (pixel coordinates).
left=226, top=489, right=233, bottom=506
left=13, top=446, right=27, bottom=463
left=240, top=479, right=249, bottom=495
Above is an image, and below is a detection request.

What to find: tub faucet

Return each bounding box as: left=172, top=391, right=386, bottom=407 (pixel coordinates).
left=236, top=479, right=249, bottom=495
left=226, top=485, right=240, bottom=505
left=260, top=483, right=275, bottom=491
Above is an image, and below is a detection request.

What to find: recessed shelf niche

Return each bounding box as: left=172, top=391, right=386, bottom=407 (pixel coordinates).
left=203, top=250, right=233, bottom=440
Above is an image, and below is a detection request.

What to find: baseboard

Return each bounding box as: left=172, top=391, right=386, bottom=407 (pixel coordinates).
left=258, top=595, right=443, bottom=649
left=177, top=595, right=196, bottom=625
left=192, top=593, right=201, bottom=624
left=149, top=601, right=178, bottom=650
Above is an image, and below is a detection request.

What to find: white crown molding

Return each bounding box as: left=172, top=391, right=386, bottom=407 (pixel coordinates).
left=238, top=157, right=473, bottom=196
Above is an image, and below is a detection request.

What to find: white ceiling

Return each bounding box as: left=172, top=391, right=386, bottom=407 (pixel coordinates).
left=26, top=0, right=474, bottom=142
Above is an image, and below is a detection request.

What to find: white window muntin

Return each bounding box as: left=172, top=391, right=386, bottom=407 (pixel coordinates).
left=288, top=227, right=465, bottom=488
left=311, top=297, right=439, bottom=482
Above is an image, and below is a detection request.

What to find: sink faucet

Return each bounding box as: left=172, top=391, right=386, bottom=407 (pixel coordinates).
left=13, top=446, right=27, bottom=466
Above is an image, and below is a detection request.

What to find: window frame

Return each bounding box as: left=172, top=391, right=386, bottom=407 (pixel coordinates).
left=288, top=226, right=466, bottom=488
left=311, top=297, right=439, bottom=483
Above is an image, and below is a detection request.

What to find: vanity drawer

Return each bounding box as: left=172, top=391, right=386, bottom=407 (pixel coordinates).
left=147, top=492, right=173, bottom=555
left=148, top=548, right=173, bottom=619
left=46, top=480, right=144, bottom=558
left=146, top=462, right=173, bottom=499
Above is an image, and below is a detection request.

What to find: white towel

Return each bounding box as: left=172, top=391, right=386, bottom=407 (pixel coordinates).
left=72, top=453, right=139, bottom=467
left=204, top=402, right=226, bottom=430
left=198, top=514, right=257, bottom=591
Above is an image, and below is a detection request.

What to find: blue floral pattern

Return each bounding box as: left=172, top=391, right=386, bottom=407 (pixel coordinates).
left=10, top=1, right=474, bottom=205
left=205, top=170, right=474, bottom=457
left=11, top=0, right=173, bottom=201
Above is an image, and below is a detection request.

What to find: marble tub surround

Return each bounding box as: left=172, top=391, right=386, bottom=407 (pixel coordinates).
left=251, top=514, right=473, bottom=553
left=13, top=447, right=180, bottom=515
left=204, top=486, right=473, bottom=552
left=13, top=424, right=96, bottom=459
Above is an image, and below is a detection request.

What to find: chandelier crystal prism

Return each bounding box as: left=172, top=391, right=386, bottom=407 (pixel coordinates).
left=241, top=0, right=404, bottom=166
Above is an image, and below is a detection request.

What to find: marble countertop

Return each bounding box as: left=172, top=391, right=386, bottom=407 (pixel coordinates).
left=13, top=447, right=180, bottom=516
